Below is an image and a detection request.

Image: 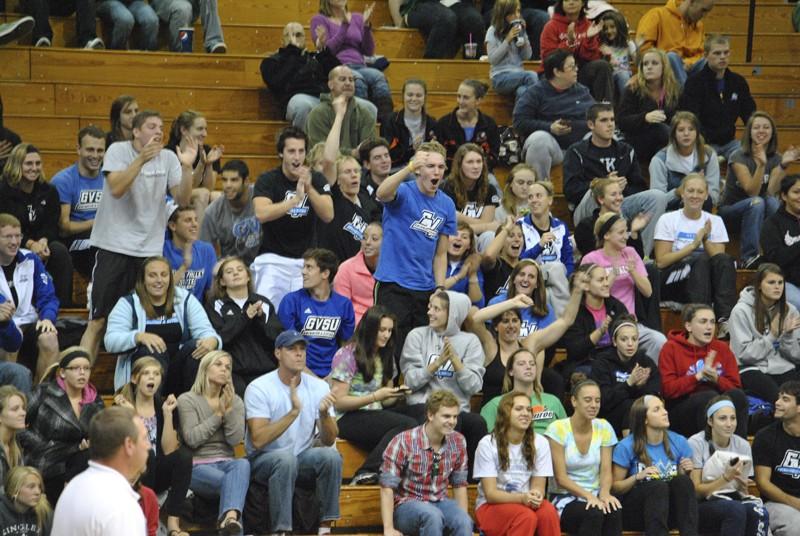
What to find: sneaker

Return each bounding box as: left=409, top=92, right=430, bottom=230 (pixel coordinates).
left=34, top=36, right=51, bottom=47
left=84, top=37, right=105, bottom=49
left=0, top=16, right=34, bottom=47
left=349, top=471, right=379, bottom=485
left=743, top=255, right=762, bottom=270
left=717, top=319, right=730, bottom=340
left=209, top=42, right=227, bottom=53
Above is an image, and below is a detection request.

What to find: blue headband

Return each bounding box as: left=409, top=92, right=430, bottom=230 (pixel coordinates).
left=706, top=400, right=735, bottom=419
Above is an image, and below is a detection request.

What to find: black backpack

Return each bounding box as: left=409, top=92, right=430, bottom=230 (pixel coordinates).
left=497, top=125, right=522, bottom=167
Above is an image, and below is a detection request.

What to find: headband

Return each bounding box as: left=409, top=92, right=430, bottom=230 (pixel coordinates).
left=643, top=394, right=657, bottom=406
left=59, top=349, right=91, bottom=369
left=596, top=214, right=622, bottom=240
left=706, top=399, right=735, bottom=419
left=612, top=321, right=637, bottom=339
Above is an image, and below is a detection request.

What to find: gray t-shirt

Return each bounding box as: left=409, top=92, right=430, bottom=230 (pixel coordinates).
left=688, top=431, right=754, bottom=477
left=91, top=141, right=182, bottom=256
left=199, top=186, right=262, bottom=265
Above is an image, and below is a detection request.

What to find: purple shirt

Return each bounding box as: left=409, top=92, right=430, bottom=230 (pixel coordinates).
left=311, top=13, right=375, bottom=66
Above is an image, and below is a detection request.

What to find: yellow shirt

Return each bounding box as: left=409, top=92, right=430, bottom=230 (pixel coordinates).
left=636, top=0, right=706, bottom=67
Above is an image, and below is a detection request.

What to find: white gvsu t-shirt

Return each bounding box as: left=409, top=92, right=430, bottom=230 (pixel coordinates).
left=654, top=210, right=728, bottom=254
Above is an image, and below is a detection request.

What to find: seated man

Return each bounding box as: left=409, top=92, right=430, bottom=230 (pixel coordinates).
left=163, top=204, right=217, bottom=303
left=199, top=159, right=262, bottom=266
left=149, top=0, right=226, bottom=52
left=278, top=248, right=355, bottom=378
left=380, top=389, right=473, bottom=536
left=0, top=213, right=59, bottom=382
left=636, top=0, right=714, bottom=86
left=245, top=329, right=342, bottom=535
left=513, top=49, right=595, bottom=181
left=680, top=34, right=756, bottom=161
left=51, top=125, right=106, bottom=278
left=306, top=66, right=377, bottom=153
left=261, top=22, right=377, bottom=130
left=563, top=103, right=668, bottom=256
left=24, top=0, right=104, bottom=48
left=754, top=380, right=800, bottom=536
left=359, top=138, right=393, bottom=204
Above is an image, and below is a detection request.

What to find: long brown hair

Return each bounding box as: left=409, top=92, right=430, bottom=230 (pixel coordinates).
left=109, top=95, right=137, bottom=143
left=629, top=395, right=673, bottom=467
left=501, top=163, right=536, bottom=218
left=491, top=0, right=521, bottom=39
left=448, top=143, right=490, bottom=212
left=0, top=386, right=26, bottom=471
left=116, top=356, right=163, bottom=405
left=502, top=348, right=542, bottom=396
left=741, top=111, right=779, bottom=157
left=347, top=306, right=397, bottom=385
left=753, top=263, right=788, bottom=334
left=507, top=259, right=548, bottom=316
left=135, top=256, right=176, bottom=319
left=493, top=391, right=537, bottom=471
left=212, top=256, right=254, bottom=300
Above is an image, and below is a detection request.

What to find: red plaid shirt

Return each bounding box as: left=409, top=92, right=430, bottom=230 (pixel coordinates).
left=379, top=423, right=468, bottom=506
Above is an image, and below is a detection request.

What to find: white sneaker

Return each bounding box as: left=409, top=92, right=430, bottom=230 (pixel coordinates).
left=84, top=37, right=105, bottom=49
left=34, top=36, right=51, bottom=47
left=0, top=16, right=34, bottom=46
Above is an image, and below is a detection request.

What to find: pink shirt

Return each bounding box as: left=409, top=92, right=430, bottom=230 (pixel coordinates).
left=333, top=251, right=375, bottom=324
left=581, top=246, right=646, bottom=316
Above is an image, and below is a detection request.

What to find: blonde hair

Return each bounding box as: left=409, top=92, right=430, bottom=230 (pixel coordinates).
left=630, top=48, right=680, bottom=109
left=0, top=386, right=26, bottom=471
left=2, top=144, right=45, bottom=188
left=501, top=163, right=536, bottom=218
left=5, top=466, right=51, bottom=532
left=191, top=350, right=233, bottom=397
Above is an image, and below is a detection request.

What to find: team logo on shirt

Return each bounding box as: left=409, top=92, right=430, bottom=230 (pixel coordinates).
left=686, top=358, right=724, bottom=379
left=777, top=450, right=800, bottom=479
left=232, top=216, right=262, bottom=250
left=635, top=460, right=677, bottom=481
left=76, top=189, right=103, bottom=211
left=519, top=320, right=538, bottom=339
left=462, top=202, right=484, bottom=219
left=599, top=157, right=617, bottom=173
left=410, top=210, right=444, bottom=239
left=178, top=269, right=204, bottom=292
left=285, top=191, right=310, bottom=218
left=531, top=404, right=555, bottom=422
left=302, top=316, right=341, bottom=339
left=426, top=352, right=454, bottom=379
left=614, top=370, right=631, bottom=383
left=785, top=231, right=800, bottom=247
left=343, top=213, right=368, bottom=241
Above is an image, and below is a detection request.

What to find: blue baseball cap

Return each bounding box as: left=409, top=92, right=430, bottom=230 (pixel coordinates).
left=275, top=329, right=307, bottom=348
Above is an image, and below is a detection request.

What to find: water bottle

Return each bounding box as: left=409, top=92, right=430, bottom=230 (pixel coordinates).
left=512, top=19, right=525, bottom=47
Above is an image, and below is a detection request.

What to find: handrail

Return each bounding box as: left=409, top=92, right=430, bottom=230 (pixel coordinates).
left=745, top=0, right=756, bottom=62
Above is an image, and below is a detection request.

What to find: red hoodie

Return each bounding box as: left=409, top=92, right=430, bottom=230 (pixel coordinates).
left=658, top=329, right=742, bottom=400
left=540, top=13, right=602, bottom=66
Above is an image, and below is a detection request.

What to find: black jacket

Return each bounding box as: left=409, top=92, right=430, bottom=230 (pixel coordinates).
left=590, top=346, right=661, bottom=416
left=679, top=64, right=756, bottom=146
left=559, top=296, right=629, bottom=366
left=434, top=108, right=500, bottom=170
left=0, top=179, right=61, bottom=245
left=617, top=87, right=679, bottom=137
left=574, top=208, right=644, bottom=257
left=260, top=44, right=340, bottom=111
left=562, top=138, right=646, bottom=207
left=761, top=206, right=800, bottom=287
left=380, top=109, right=437, bottom=168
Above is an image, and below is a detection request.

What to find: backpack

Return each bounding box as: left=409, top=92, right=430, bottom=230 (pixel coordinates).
left=497, top=126, right=522, bottom=167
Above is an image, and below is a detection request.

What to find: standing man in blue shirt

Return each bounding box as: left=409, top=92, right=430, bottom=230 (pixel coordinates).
left=374, top=141, right=457, bottom=366
left=278, top=248, right=355, bottom=377
left=163, top=204, right=217, bottom=303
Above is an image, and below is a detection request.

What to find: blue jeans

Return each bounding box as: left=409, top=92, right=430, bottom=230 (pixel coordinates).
left=491, top=69, right=538, bottom=102
left=348, top=63, right=391, bottom=100
left=613, top=70, right=631, bottom=95
left=718, top=195, right=779, bottom=261
left=786, top=282, right=800, bottom=312
left=96, top=0, right=158, bottom=50
left=149, top=0, right=224, bottom=51
left=712, top=139, right=742, bottom=161
left=250, top=447, right=341, bottom=532
left=190, top=458, right=250, bottom=527
left=285, top=93, right=377, bottom=129
left=394, top=498, right=473, bottom=536
left=698, top=497, right=769, bottom=536
left=0, top=361, right=32, bottom=394
left=667, top=52, right=706, bottom=86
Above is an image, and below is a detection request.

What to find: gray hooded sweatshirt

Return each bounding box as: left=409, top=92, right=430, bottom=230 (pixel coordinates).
left=400, top=291, right=485, bottom=411
left=729, top=286, right=800, bottom=375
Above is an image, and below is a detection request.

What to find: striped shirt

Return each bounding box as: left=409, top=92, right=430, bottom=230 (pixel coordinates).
left=379, top=424, right=468, bottom=506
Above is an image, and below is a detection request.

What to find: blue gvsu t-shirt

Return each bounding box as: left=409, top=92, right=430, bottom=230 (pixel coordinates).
left=488, top=291, right=556, bottom=338
left=374, top=181, right=457, bottom=291
left=51, top=164, right=104, bottom=222
left=162, top=239, right=218, bottom=302
left=612, top=430, right=693, bottom=481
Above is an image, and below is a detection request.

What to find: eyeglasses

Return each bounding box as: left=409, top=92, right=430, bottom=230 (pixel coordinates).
left=562, top=63, right=579, bottom=71
left=431, top=452, right=441, bottom=476
left=64, top=365, right=91, bottom=372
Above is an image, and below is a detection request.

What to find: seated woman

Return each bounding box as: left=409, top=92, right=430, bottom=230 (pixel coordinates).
left=334, top=221, right=382, bottom=325
left=480, top=348, right=566, bottom=434
left=481, top=217, right=524, bottom=301
left=581, top=213, right=666, bottom=363
left=544, top=379, right=622, bottom=536
left=560, top=263, right=628, bottom=380
left=591, top=316, right=661, bottom=436
left=486, top=0, right=538, bottom=103
left=106, top=94, right=139, bottom=147
left=441, top=143, right=501, bottom=252
left=105, top=255, right=222, bottom=395
left=330, top=306, right=417, bottom=485
left=650, top=112, right=721, bottom=212
left=177, top=350, right=249, bottom=535
left=394, top=0, right=485, bottom=59
left=488, top=259, right=556, bottom=338
left=654, top=173, right=737, bottom=334
left=380, top=79, right=436, bottom=170
left=730, top=263, right=800, bottom=405
left=659, top=303, right=749, bottom=438
left=311, top=0, right=394, bottom=121
left=18, top=347, right=104, bottom=502
left=495, top=164, right=535, bottom=223
left=540, top=0, right=613, bottom=103
left=0, top=386, right=27, bottom=492
left=399, top=290, right=488, bottom=470
left=718, top=111, right=800, bottom=266
left=0, top=466, right=52, bottom=536
left=617, top=48, right=680, bottom=164
left=688, top=395, right=769, bottom=536
left=0, top=143, right=73, bottom=307
left=205, top=257, right=283, bottom=397
left=518, top=181, right=572, bottom=316
left=444, top=222, right=485, bottom=307
left=474, top=391, right=560, bottom=536
left=611, top=395, right=698, bottom=535
left=574, top=177, right=646, bottom=258
left=165, top=110, right=224, bottom=223
left=115, top=356, right=193, bottom=536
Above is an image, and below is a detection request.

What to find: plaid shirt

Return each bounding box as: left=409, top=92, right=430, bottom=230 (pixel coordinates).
left=379, top=424, right=468, bottom=506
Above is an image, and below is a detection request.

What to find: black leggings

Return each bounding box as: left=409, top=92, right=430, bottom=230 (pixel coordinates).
left=337, top=408, right=418, bottom=475
left=740, top=369, right=800, bottom=405
left=660, top=253, right=738, bottom=321
left=667, top=389, right=748, bottom=438
left=141, top=446, right=193, bottom=517
left=560, top=497, right=623, bottom=536
left=620, top=475, right=699, bottom=536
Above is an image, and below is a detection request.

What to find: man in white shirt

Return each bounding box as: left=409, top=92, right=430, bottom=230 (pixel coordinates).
left=51, top=406, right=150, bottom=535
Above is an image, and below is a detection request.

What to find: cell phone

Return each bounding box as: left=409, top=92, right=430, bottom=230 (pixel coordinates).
left=729, top=457, right=740, bottom=466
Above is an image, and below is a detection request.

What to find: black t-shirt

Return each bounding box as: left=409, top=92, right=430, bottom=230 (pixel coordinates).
left=752, top=420, right=800, bottom=497
left=440, top=180, right=500, bottom=219
left=317, top=185, right=382, bottom=263
left=483, top=257, right=513, bottom=300
left=1, top=259, right=17, bottom=306
left=253, top=167, right=331, bottom=258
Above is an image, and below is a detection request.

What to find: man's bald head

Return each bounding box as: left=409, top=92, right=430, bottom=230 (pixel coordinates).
left=328, top=65, right=356, bottom=99
left=282, top=22, right=305, bottom=48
